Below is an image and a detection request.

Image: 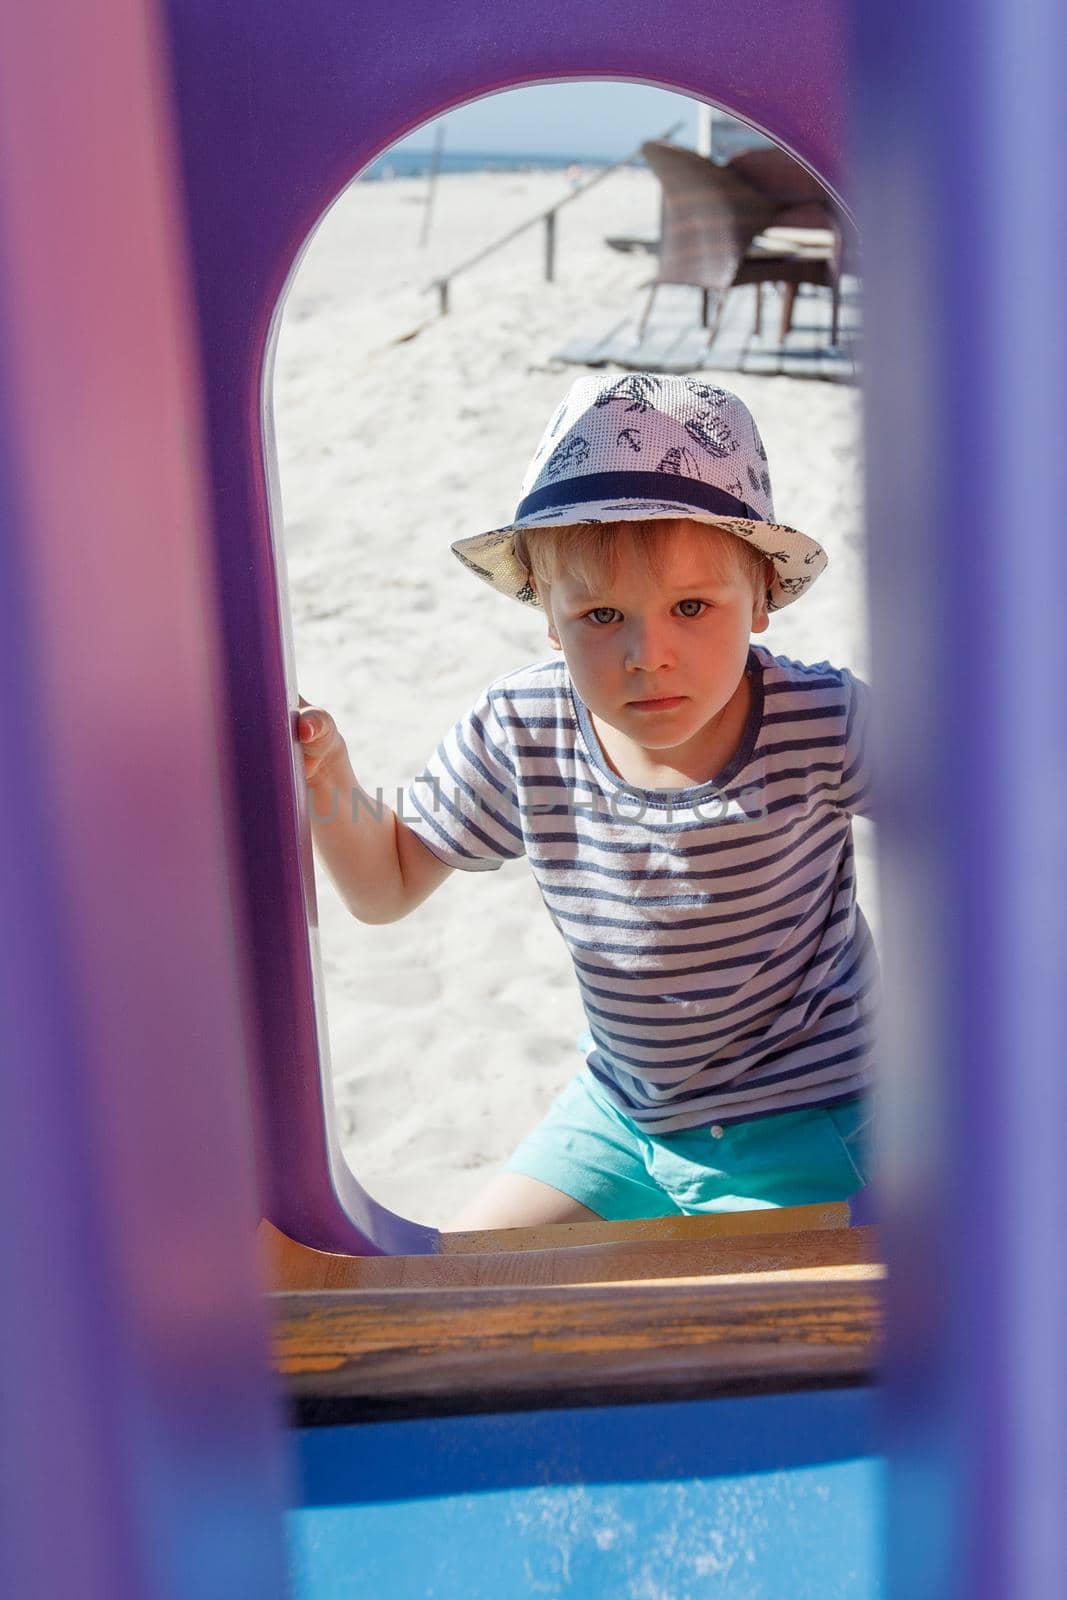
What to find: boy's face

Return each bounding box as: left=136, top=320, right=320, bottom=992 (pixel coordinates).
left=542, top=521, right=769, bottom=764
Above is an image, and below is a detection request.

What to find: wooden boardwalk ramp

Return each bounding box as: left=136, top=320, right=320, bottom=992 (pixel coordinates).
left=554, top=277, right=861, bottom=382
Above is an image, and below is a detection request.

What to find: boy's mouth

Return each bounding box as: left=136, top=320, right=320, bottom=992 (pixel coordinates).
left=627, top=695, right=686, bottom=711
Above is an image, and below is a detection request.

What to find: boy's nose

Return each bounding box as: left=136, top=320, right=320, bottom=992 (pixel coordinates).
left=624, top=623, right=672, bottom=673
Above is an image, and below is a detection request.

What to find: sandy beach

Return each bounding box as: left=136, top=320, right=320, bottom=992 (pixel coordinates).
left=273, top=163, right=874, bottom=1227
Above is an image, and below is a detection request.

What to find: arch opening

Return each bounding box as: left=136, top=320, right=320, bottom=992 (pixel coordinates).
left=263, top=78, right=872, bottom=1243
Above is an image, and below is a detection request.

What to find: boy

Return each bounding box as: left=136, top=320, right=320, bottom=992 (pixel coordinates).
left=298, top=373, right=876, bottom=1230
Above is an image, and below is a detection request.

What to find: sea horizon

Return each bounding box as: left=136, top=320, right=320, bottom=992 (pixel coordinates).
left=360, top=147, right=613, bottom=180
left=362, top=126, right=768, bottom=181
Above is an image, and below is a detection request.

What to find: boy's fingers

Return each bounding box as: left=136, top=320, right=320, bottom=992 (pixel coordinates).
left=296, top=699, right=329, bottom=743
left=296, top=696, right=342, bottom=774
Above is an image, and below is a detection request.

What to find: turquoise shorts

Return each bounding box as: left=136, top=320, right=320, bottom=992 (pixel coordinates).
left=503, top=1068, right=872, bottom=1220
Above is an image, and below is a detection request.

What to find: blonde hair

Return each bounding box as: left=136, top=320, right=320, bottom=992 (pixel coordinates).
left=512, top=518, right=774, bottom=604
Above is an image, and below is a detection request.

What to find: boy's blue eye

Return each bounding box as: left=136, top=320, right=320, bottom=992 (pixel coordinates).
left=676, top=599, right=708, bottom=618
left=587, top=607, right=621, bottom=625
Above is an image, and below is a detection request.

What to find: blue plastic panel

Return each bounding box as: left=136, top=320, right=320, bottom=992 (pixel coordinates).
left=290, top=1391, right=884, bottom=1598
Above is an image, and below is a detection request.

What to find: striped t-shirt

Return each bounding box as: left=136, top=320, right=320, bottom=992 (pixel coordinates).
left=402, top=646, right=878, bottom=1134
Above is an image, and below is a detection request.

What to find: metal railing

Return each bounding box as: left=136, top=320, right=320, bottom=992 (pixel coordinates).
left=423, top=121, right=682, bottom=315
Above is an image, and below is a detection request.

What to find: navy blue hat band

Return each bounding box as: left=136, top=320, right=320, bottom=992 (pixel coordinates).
left=516, top=471, right=760, bottom=525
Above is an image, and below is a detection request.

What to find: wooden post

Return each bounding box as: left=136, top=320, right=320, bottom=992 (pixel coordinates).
left=418, top=120, right=446, bottom=247
left=697, top=102, right=717, bottom=159
left=544, top=209, right=556, bottom=281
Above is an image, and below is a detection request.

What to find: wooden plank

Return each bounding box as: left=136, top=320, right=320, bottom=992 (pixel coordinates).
left=696, top=280, right=764, bottom=373
left=261, top=1216, right=876, bottom=1291
left=775, top=285, right=847, bottom=380
left=553, top=314, right=631, bottom=366
left=271, top=1268, right=883, bottom=1423
left=554, top=277, right=860, bottom=382
left=424, top=1198, right=844, bottom=1250
left=655, top=325, right=718, bottom=374
left=604, top=235, right=659, bottom=255
left=589, top=324, right=647, bottom=367
left=614, top=315, right=695, bottom=371
left=738, top=338, right=784, bottom=376
left=715, top=280, right=761, bottom=343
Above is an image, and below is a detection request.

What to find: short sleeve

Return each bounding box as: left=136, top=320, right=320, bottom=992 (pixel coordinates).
left=399, top=687, right=526, bottom=871
left=837, top=669, right=876, bottom=819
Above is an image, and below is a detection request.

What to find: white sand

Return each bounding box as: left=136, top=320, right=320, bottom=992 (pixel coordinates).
left=273, top=165, right=874, bottom=1227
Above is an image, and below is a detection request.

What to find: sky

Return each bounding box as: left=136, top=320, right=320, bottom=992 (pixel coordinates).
left=388, top=81, right=707, bottom=162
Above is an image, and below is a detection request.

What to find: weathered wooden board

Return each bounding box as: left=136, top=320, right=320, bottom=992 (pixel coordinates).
left=271, top=1266, right=883, bottom=1423
left=555, top=279, right=861, bottom=380
left=260, top=1204, right=863, bottom=1292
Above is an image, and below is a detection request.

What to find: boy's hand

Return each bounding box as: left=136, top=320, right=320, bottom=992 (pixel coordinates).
left=295, top=696, right=452, bottom=921
left=297, top=694, right=348, bottom=788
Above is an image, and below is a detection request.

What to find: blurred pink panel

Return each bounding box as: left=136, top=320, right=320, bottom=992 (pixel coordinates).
left=0, top=3, right=288, bottom=1597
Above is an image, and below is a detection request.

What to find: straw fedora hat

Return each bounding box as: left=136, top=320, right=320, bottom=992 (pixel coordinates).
left=451, top=372, right=827, bottom=611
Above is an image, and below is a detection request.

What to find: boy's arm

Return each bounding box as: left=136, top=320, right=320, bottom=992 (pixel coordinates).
left=299, top=703, right=453, bottom=924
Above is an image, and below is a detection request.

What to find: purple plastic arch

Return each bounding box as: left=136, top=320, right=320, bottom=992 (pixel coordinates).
left=11, top=1, right=1066, bottom=1596
left=156, top=0, right=851, bottom=1257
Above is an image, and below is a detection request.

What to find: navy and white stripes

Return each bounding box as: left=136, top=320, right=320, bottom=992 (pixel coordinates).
left=403, top=647, right=878, bottom=1133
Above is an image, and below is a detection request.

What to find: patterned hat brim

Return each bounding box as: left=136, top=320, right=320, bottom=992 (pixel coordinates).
left=451, top=499, right=827, bottom=613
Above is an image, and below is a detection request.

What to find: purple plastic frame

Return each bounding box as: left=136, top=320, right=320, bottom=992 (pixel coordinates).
left=855, top=3, right=1067, bottom=1595
left=5, top=0, right=1066, bottom=1595
left=157, top=0, right=851, bottom=1257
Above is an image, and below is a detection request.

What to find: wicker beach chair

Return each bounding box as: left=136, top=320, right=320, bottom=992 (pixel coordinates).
left=727, top=145, right=852, bottom=345
left=639, top=140, right=843, bottom=345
